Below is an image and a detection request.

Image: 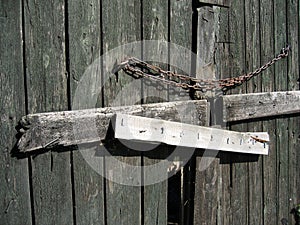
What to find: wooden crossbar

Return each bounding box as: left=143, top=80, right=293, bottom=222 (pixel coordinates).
left=113, top=113, right=269, bottom=155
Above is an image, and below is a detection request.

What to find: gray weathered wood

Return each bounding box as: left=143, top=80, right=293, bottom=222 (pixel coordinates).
left=245, top=0, right=264, bottom=224
left=260, top=0, right=277, bottom=223
left=23, top=0, right=73, bottom=224
left=68, top=0, right=105, bottom=224
left=214, top=6, right=231, bottom=225
left=287, top=0, right=300, bottom=223
left=17, top=100, right=209, bottom=152
left=274, top=0, right=290, bottom=223
left=143, top=1, right=168, bottom=224
left=113, top=113, right=269, bottom=154
left=169, top=1, right=193, bottom=223
left=194, top=6, right=226, bottom=225
left=223, top=91, right=300, bottom=122
left=102, top=0, right=142, bottom=223
left=228, top=1, right=249, bottom=224
left=198, top=0, right=230, bottom=7
left=0, top=1, right=32, bottom=224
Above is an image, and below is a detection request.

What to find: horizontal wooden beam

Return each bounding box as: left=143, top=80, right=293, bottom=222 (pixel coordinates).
left=17, top=100, right=209, bottom=153
left=223, top=91, right=300, bottom=122
left=113, top=113, right=269, bottom=155
left=17, top=91, right=299, bottom=153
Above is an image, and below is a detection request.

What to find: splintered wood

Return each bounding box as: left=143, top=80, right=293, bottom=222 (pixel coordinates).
left=113, top=113, right=269, bottom=155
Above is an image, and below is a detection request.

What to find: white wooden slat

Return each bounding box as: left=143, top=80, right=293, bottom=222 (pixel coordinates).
left=113, top=113, right=269, bottom=155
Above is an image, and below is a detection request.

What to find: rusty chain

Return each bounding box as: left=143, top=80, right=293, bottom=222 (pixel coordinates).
left=114, top=45, right=291, bottom=95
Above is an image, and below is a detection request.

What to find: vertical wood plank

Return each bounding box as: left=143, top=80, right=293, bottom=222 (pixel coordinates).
left=0, top=1, right=32, bottom=224
left=68, top=0, right=105, bottom=224
left=169, top=0, right=193, bottom=102
left=24, top=0, right=73, bottom=224
left=274, top=0, right=290, bottom=223
left=169, top=1, right=193, bottom=224
left=142, top=1, right=168, bottom=224
left=102, top=0, right=142, bottom=224
left=287, top=0, right=300, bottom=223
left=244, top=0, right=264, bottom=224
left=228, top=0, right=249, bottom=224
left=214, top=6, right=231, bottom=225
left=193, top=5, right=220, bottom=225
left=260, top=1, right=278, bottom=224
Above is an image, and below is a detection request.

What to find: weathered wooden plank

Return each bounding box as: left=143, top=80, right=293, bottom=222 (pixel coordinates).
left=197, top=0, right=230, bottom=7
left=214, top=6, right=231, bottom=225
left=287, top=0, right=300, bottom=223
left=0, top=1, right=32, bottom=224
left=23, top=0, right=73, bottom=224
left=228, top=0, right=249, bottom=224
left=68, top=0, right=104, bottom=224
left=169, top=1, right=194, bottom=224
left=194, top=6, right=221, bottom=225
left=94, top=0, right=142, bottom=223
left=274, top=0, right=290, bottom=223
left=260, top=0, right=277, bottom=224
left=113, top=113, right=269, bottom=154
left=17, top=100, right=209, bottom=152
left=196, top=6, right=216, bottom=82
left=223, top=91, right=300, bottom=122
left=142, top=1, right=168, bottom=224
left=244, top=0, right=264, bottom=224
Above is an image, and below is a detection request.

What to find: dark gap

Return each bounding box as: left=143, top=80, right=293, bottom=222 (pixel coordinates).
left=183, top=156, right=196, bottom=225
left=21, top=1, right=35, bottom=224
left=50, top=152, right=54, bottom=172
left=193, top=1, right=230, bottom=9
left=21, top=0, right=29, bottom=115
left=190, top=0, right=198, bottom=100
left=100, top=0, right=105, bottom=108
left=65, top=0, right=71, bottom=111
left=99, top=1, right=108, bottom=224
left=140, top=1, right=145, bottom=224
left=168, top=170, right=181, bottom=225
left=64, top=1, right=77, bottom=224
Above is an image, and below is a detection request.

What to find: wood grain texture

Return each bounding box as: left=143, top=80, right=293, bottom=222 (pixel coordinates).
left=0, top=1, right=32, bottom=224
left=17, top=100, right=209, bottom=153
left=287, top=0, right=300, bottom=223
left=102, top=0, right=142, bottom=223
left=228, top=1, right=249, bottom=224
left=113, top=113, right=268, bottom=154
left=197, top=0, right=230, bottom=7
left=23, top=0, right=73, bottom=224
left=214, top=7, right=231, bottom=225
left=169, top=1, right=194, bottom=224
left=260, top=0, right=278, bottom=224
left=244, top=0, right=264, bottom=224
left=142, top=1, right=168, bottom=224
left=223, top=91, right=300, bottom=122
left=68, top=0, right=104, bottom=224
left=274, top=0, right=290, bottom=223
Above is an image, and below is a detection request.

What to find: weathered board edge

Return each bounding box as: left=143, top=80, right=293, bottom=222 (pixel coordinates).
left=223, top=91, right=300, bottom=122
left=17, top=100, right=208, bottom=153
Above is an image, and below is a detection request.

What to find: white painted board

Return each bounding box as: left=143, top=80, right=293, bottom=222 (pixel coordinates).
left=112, top=113, right=269, bottom=155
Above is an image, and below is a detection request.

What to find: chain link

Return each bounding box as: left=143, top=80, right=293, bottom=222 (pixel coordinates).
left=114, top=45, right=291, bottom=95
